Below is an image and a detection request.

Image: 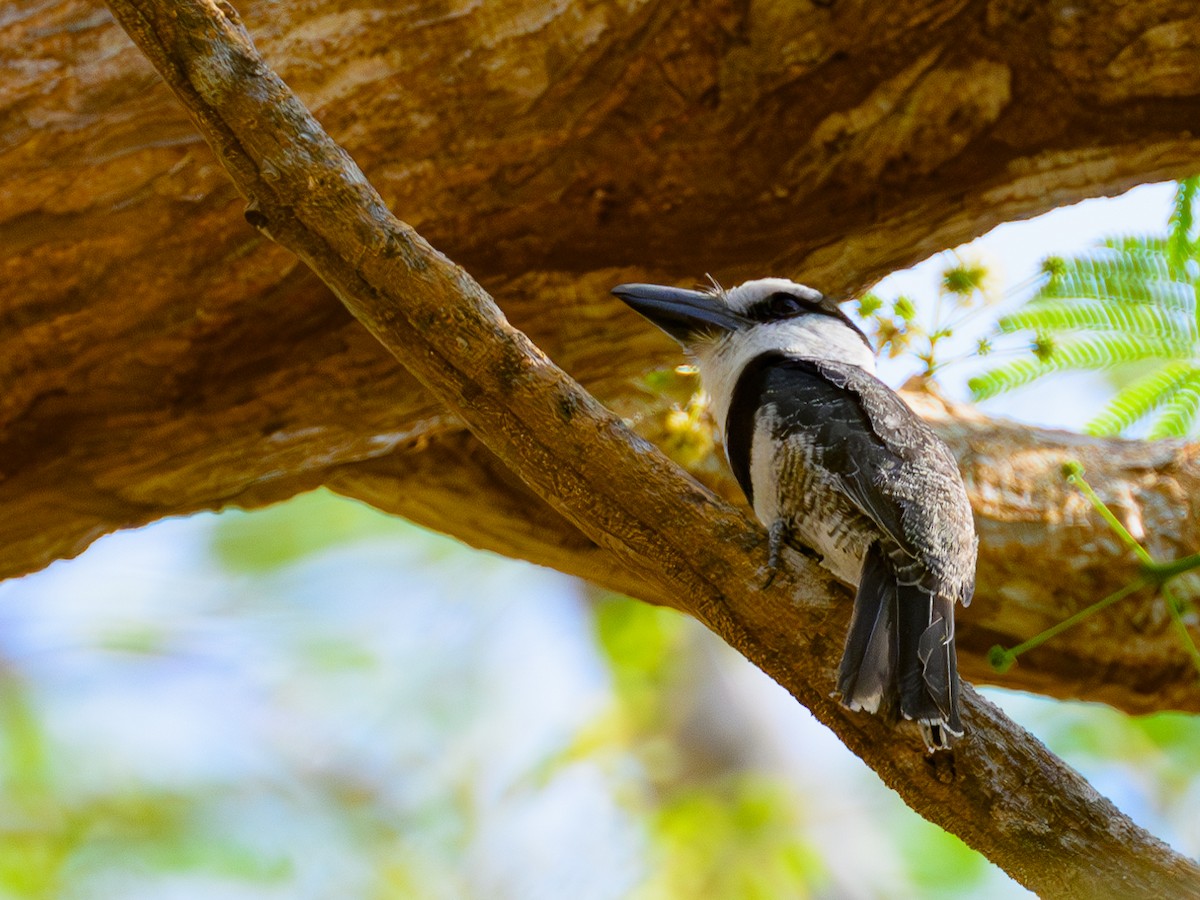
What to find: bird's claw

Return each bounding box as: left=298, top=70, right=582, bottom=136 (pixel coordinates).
left=761, top=519, right=823, bottom=587
left=761, top=520, right=789, bottom=588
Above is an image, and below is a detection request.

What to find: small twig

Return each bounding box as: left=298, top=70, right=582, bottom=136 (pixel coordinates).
left=994, top=461, right=1200, bottom=685
left=989, top=577, right=1151, bottom=673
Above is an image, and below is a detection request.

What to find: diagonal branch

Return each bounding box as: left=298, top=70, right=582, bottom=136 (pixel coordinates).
left=101, top=0, right=1200, bottom=894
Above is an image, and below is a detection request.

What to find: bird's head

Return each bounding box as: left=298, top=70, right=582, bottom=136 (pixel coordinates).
left=612, top=278, right=876, bottom=381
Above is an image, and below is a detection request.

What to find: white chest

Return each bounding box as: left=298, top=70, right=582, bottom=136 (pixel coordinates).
left=745, top=412, right=870, bottom=587
left=694, top=316, right=876, bottom=442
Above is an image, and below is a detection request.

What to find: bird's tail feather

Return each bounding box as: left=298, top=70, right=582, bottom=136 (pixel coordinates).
left=836, top=543, right=962, bottom=747
left=836, top=545, right=895, bottom=715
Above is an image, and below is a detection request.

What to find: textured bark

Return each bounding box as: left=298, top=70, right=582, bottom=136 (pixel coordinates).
left=81, top=1, right=1200, bottom=893
left=4, top=0, right=1200, bottom=719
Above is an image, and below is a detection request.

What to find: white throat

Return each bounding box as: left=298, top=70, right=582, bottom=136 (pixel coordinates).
left=692, top=316, right=878, bottom=441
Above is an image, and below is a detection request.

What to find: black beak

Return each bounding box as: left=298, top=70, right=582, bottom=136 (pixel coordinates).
left=611, top=283, right=746, bottom=344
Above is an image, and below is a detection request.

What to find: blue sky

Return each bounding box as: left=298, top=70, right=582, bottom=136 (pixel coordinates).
left=869, top=182, right=1177, bottom=430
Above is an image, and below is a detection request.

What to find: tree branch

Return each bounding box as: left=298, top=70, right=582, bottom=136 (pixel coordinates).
left=98, top=0, right=1200, bottom=893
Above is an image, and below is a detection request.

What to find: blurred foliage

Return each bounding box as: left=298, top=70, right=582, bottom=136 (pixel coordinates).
left=897, top=817, right=989, bottom=899
left=593, top=595, right=688, bottom=734
left=858, top=251, right=1001, bottom=377
left=210, top=488, right=429, bottom=571
left=633, top=367, right=717, bottom=473
left=659, top=395, right=716, bottom=471
left=587, top=596, right=827, bottom=899
left=0, top=490, right=1197, bottom=897
left=970, top=176, right=1200, bottom=437
left=0, top=664, right=290, bottom=898
left=635, top=779, right=823, bottom=900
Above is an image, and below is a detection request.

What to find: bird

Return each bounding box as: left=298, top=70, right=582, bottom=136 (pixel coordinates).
left=611, top=278, right=977, bottom=748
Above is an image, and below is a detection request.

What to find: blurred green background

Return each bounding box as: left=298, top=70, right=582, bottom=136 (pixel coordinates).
left=1, top=490, right=1197, bottom=899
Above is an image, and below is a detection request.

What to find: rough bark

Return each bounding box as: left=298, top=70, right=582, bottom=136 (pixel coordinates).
left=86, top=1, right=1200, bottom=894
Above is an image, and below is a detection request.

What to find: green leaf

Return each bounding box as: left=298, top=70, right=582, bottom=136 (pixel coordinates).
left=1041, top=256, right=1067, bottom=278
left=1102, top=235, right=1170, bottom=256
left=1045, top=333, right=1191, bottom=369
left=1031, top=248, right=1198, bottom=311
left=856, top=292, right=883, bottom=317
left=1148, top=370, right=1200, bottom=438
left=970, top=334, right=1191, bottom=400
left=1031, top=333, right=1056, bottom=362
left=1168, top=176, right=1199, bottom=274
left=969, top=357, right=1053, bottom=399
left=998, top=298, right=1196, bottom=342
left=942, top=259, right=989, bottom=296
left=954, top=180, right=1200, bottom=427
left=1085, top=362, right=1195, bottom=435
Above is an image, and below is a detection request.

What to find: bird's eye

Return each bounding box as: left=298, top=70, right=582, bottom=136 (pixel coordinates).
left=766, top=292, right=806, bottom=318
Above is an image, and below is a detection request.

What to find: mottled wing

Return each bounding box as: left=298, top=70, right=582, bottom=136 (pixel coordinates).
left=727, top=354, right=976, bottom=600
left=802, top=357, right=977, bottom=603
left=726, top=353, right=916, bottom=555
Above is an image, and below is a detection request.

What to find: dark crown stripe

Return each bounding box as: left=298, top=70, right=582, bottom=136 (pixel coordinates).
left=740, top=295, right=873, bottom=350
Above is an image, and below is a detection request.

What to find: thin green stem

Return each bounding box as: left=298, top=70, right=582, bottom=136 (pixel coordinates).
left=1144, top=551, right=1200, bottom=583
left=1001, top=577, right=1150, bottom=663
left=943, top=298, right=999, bottom=332
left=1001, top=272, right=1048, bottom=299
left=1162, top=585, right=1200, bottom=679
left=1062, top=462, right=1155, bottom=565
left=928, top=293, right=946, bottom=352
left=930, top=344, right=1024, bottom=374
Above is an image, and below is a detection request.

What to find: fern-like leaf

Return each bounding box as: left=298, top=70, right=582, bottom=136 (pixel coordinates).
left=968, top=358, right=1053, bottom=400
left=969, top=334, right=1191, bottom=401
left=1038, top=253, right=1191, bottom=311
left=972, top=177, right=1200, bottom=432
left=1044, top=333, right=1191, bottom=369
left=1103, top=235, right=1170, bottom=256
left=1085, top=362, right=1194, bottom=435
left=998, top=298, right=1195, bottom=342
left=1168, top=177, right=1199, bottom=275
left=1148, top=369, right=1200, bottom=438
left=1068, top=247, right=1175, bottom=280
